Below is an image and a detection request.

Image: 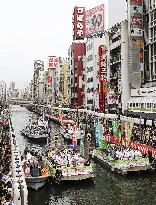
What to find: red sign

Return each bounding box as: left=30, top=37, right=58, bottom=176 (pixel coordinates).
left=131, top=15, right=142, bottom=26
left=73, top=7, right=86, bottom=40
left=130, top=0, right=142, bottom=4
left=48, top=56, right=59, bottom=70
left=48, top=76, right=52, bottom=84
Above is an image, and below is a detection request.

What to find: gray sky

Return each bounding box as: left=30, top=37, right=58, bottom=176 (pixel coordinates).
left=0, top=0, right=126, bottom=90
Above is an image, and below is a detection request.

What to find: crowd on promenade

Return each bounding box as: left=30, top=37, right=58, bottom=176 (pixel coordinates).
left=131, top=125, right=156, bottom=148
left=0, top=105, right=14, bottom=205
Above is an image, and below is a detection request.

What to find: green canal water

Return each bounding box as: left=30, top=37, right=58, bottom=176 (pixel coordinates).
left=11, top=105, right=156, bottom=205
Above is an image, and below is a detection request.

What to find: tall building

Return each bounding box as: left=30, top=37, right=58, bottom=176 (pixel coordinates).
left=33, top=60, right=44, bottom=103
left=108, top=21, right=130, bottom=114
left=68, top=42, right=86, bottom=107
left=85, top=37, right=105, bottom=110
left=59, top=58, right=70, bottom=106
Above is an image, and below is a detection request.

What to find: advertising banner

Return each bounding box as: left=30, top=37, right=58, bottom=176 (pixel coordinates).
left=47, top=76, right=52, bottom=84
left=112, top=119, right=118, bottom=137
left=108, top=94, right=119, bottom=104
left=86, top=4, right=104, bottom=36
left=98, top=44, right=108, bottom=112
left=34, top=60, right=44, bottom=71
left=48, top=56, right=59, bottom=70
left=73, top=7, right=86, bottom=40
left=128, top=0, right=144, bottom=88
left=95, top=124, right=102, bottom=147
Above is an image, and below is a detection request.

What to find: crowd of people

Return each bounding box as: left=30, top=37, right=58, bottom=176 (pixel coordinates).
left=21, top=148, right=48, bottom=177
left=0, top=105, right=14, bottom=205
left=131, top=125, right=156, bottom=148
left=47, top=147, right=92, bottom=178
left=104, top=144, right=143, bottom=161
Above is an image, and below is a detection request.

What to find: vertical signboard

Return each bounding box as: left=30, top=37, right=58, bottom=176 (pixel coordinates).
left=86, top=4, right=104, bottom=37
left=34, top=60, right=44, bottom=71
left=95, top=123, right=102, bottom=147
left=128, top=0, right=144, bottom=88
left=99, top=45, right=108, bottom=113
left=73, top=7, right=86, bottom=40
left=48, top=56, right=59, bottom=70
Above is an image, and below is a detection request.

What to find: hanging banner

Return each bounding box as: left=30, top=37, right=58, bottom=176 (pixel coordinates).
left=112, top=119, right=118, bottom=137
left=80, top=138, right=84, bottom=156
left=95, top=124, right=102, bottom=147
left=72, top=133, right=77, bottom=151
left=128, top=0, right=144, bottom=88
left=73, top=7, right=86, bottom=40
left=72, top=125, right=77, bottom=150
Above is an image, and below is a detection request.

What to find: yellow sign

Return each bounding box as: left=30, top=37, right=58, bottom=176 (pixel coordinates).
left=132, top=39, right=144, bottom=48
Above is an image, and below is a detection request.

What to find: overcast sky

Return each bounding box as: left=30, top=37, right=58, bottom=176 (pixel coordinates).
left=0, top=0, right=126, bottom=90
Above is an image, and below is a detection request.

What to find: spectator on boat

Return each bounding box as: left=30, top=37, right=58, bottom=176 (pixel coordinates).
left=24, top=164, right=30, bottom=176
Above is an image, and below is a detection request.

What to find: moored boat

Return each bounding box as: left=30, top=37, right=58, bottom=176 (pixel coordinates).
left=25, top=175, right=49, bottom=191
left=21, top=114, right=48, bottom=143
left=45, top=147, right=94, bottom=184
left=22, top=150, right=50, bottom=190
left=92, top=145, right=152, bottom=175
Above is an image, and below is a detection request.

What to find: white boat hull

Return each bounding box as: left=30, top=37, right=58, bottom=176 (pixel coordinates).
left=25, top=176, right=49, bottom=191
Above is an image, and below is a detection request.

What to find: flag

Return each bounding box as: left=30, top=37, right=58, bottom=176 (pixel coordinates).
left=72, top=125, right=77, bottom=150
left=72, top=133, right=77, bottom=151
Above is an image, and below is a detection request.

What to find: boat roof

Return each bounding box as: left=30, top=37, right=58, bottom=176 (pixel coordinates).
left=127, top=97, right=156, bottom=104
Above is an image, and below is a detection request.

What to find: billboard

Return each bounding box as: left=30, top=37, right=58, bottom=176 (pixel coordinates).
left=128, top=0, right=144, bottom=89
left=73, top=7, right=86, bottom=40
left=99, top=45, right=108, bottom=113
left=86, top=4, right=104, bottom=37
left=34, top=60, right=44, bottom=71
left=48, top=56, right=59, bottom=70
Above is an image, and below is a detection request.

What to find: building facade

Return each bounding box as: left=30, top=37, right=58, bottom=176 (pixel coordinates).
left=68, top=42, right=86, bottom=107
left=0, top=81, right=6, bottom=102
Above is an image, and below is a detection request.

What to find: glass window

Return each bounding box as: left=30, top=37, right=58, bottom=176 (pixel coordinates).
left=147, top=103, right=150, bottom=108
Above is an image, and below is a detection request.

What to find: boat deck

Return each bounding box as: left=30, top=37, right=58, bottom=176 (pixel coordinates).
left=93, top=156, right=152, bottom=175
left=60, top=173, right=94, bottom=181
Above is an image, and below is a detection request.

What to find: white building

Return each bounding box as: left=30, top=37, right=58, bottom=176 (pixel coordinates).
left=85, top=37, right=105, bottom=110
left=108, top=21, right=130, bottom=114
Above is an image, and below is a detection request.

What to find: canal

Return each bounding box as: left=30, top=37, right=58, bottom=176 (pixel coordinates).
left=11, top=105, right=156, bottom=205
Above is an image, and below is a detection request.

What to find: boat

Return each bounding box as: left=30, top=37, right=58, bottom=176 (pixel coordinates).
left=45, top=147, right=94, bottom=184
left=22, top=150, right=50, bottom=190
left=21, top=114, right=48, bottom=143
left=92, top=145, right=152, bottom=175
left=25, top=175, right=49, bottom=191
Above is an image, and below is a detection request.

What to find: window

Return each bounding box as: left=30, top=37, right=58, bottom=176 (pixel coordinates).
left=130, top=103, right=132, bottom=108
left=87, top=54, right=93, bottom=62
left=147, top=103, right=150, bottom=108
